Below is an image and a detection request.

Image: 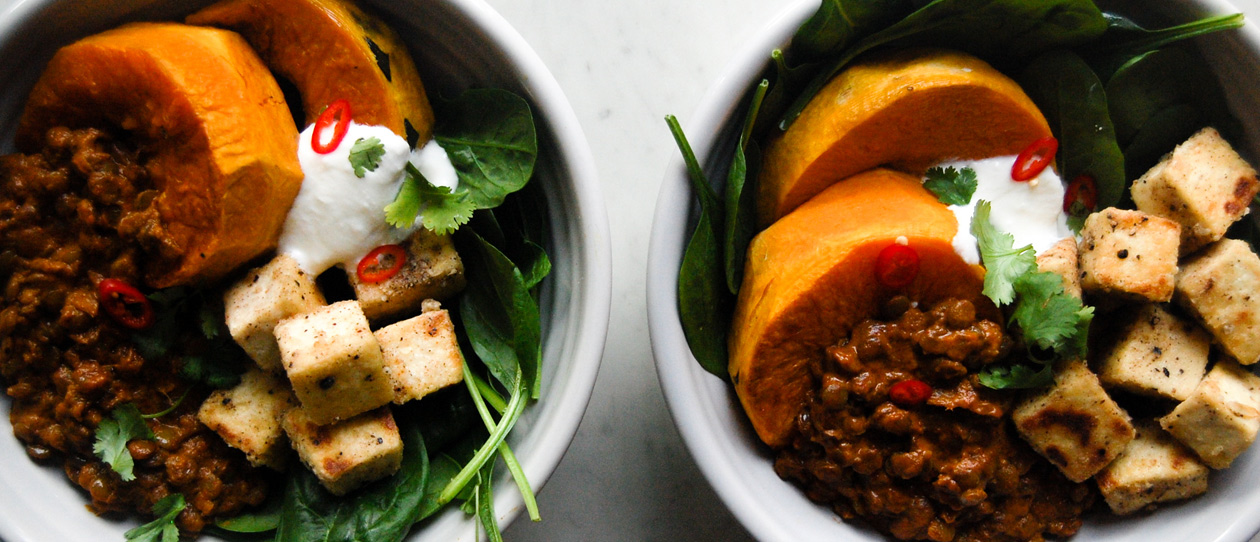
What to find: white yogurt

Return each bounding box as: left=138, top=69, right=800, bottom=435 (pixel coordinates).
left=939, top=156, right=1074, bottom=264
left=277, top=121, right=458, bottom=275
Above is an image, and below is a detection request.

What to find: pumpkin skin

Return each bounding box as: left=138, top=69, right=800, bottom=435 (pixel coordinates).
left=187, top=0, right=435, bottom=145
left=730, top=168, right=989, bottom=447
left=16, top=22, right=304, bottom=288
left=756, top=48, right=1051, bottom=226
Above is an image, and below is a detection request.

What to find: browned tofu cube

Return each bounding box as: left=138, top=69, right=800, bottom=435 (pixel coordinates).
left=1175, top=239, right=1260, bottom=364
left=1161, top=359, right=1260, bottom=468
left=274, top=300, right=393, bottom=424
left=197, top=368, right=299, bottom=470
left=1037, top=237, right=1082, bottom=299
left=283, top=406, right=402, bottom=496
left=1095, top=419, right=1209, bottom=515
left=224, top=254, right=326, bottom=371
left=1131, top=127, right=1260, bottom=253
left=348, top=229, right=466, bottom=322
left=1078, top=208, right=1181, bottom=302
left=1013, top=359, right=1135, bottom=482
left=1098, top=304, right=1210, bottom=401
left=375, top=300, right=464, bottom=404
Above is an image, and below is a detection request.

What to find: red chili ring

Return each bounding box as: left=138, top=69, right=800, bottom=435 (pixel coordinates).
left=97, top=278, right=155, bottom=330
left=889, top=379, right=932, bottom=407
left=1011, top=136, right=1059, bottom=182
left=311, top=99, right=352, bottom=154
left=875, top=243, right=920, bottom=289
left=1063, top=174, right=1098, bottom=215
left=357, top=244, right=408, bottom=283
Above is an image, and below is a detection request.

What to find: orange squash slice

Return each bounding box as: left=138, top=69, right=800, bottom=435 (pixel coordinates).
left=730, top=168, right=988, bottom=446
left=16, top=22, right=303, bottom=288
left=188, top=0, right=435, bottom=144
left=756, top=48, right=1051, bottom=226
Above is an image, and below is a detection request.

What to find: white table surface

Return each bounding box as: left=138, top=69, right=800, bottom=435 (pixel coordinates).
left=483, top=0, right=1260, bottom=541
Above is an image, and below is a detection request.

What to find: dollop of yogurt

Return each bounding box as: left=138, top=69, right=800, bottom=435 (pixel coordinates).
left=941, top=156, right=1074, bottom=264
left=277, top=121, right=458, bottom=275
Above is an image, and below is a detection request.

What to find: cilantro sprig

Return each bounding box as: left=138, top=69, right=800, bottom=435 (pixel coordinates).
left=349, top=137, right=386, bottom=178
left=124, top=494, right=185, bottom=542
left=923, top=166, right=978, bottom=206
left=385, top=164, right=476, bottom=234
left=971, top=200, right=1094, bottom=389
left=93, top=404, right=154, bottom=481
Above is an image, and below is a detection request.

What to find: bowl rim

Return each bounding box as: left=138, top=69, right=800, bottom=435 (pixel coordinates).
left=647, top=1, right=1260, bottom=541
left=0, top=0, right=611, bottom=540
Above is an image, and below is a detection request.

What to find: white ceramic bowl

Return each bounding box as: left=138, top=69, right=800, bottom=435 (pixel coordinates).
left=0, top=0, right=610, bottom=541
left=648, top=1, right=1260, bottom=541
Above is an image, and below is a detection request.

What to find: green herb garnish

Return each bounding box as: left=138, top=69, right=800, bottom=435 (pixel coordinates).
left=923, top=166, right=978, bottom=206
left=93, top=404, right=154, bottom=482
left=349, top=137, right=386, bottom=178
left=385, top=164, right=476, bottom=234
left=971, top=200, right=1094, bottom=389
left=124, top=494, right=185, bottom=542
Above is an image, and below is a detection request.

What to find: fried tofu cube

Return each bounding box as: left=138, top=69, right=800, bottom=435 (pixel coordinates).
left=1078, top=208, right=1181, bottom=302
left=348, top=229, right=466, bottom=322
left=1013, top=359, right=1135, bottom=482
left=1161, top=359, right=1260, bottom=468
left=1175, top=239, right=1260, bottom=364
left=224, top=254, right=326, bottom=371
left=1037, top=237, right=1082, bottom=299
left=282, top=406, right=402, bottom=496
left=1131, top=127, right=1260, bottom=253
left=1095, top=419, right=1209, bottom=515
left=1098, top=304, right=1210, bottom=401
left=375, top=300, right=464, bottom=404
left=274, top=300, right=393, bottom=425
left=197, top=368, right=299, bottom=470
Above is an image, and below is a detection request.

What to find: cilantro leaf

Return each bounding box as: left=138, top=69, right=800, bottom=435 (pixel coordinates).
left=125, top=494, right=185, bottom=542
left=349, top=137, right=386, bottom=178
left=923, top=166, right=978, bottom=206
left=93, top=404, right=154, bottom=482
left=978, top=362, right=1054, bottom=389
left=1011, top=271, right=1091, bottom=353
left=385, top=164, right=476, bottom=234
left=971, top=200, right=1037, bottom=305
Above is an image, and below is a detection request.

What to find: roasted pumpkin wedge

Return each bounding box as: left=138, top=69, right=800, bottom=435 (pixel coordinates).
left=188, top=0, right=435, bottom=145
left=730, top=168, right=989, bottom=446
left=16, top=22, right=303, bottom=288
left=756, top=48, right=1051, bottom=226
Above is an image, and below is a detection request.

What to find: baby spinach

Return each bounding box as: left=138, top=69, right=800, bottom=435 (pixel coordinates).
left=1088, top=12, right=1245, bottom=79
left=789, top=0, right=916, bottom=62
left=723, top=81, right=767, bottom=293
left=667, top=115, right=732, bottom=378
left=457, top=225, right=543, bottom=397
left=1019, top=50, right=1126, bottom=211
left=780, top=0, right=1107, bottom=129
left=388, top=89, right=537, bottom=234
left=274, top=418, right=429, bottom=542
left=214, top=496, right=282, bottom=534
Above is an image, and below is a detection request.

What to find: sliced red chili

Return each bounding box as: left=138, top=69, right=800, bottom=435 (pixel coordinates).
left=875, top=243, right=920, bottom=288
left=1063, top=174, right=1098, bottom=215
left=357, top=244, right=407, bottom=283
left=889, top=379, right=932, bottom=407
left=311, top=99, right=352, bottom=154
left=97, top=278, right=154, bottom=330
left=1011, top=136, right=1059, bottom=182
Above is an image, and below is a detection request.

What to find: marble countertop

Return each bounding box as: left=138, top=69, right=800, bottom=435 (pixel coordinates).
left=483, top=0, right=1260, bottom=541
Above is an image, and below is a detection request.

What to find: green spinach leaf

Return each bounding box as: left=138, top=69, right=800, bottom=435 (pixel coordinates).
left=1088, top=12, right=1244, bottom=78
left=457, top=226, right=543, bottom=397
left=274, top=417, right=429, bottom=542
left=781, top=0, right=1107, bottom=129
left=433, top=89, right=537, bottom=211
left=667, top=115, right=732, bottom=378
left=724, top=81, right=767, bottom=293
left=387, top=89, right=537, bottom=234
left=215, top=495, right=282, bottom=533
left=789, top=0, right=916, bottom=61
left=1020, top=49, right=1126, bottom=209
